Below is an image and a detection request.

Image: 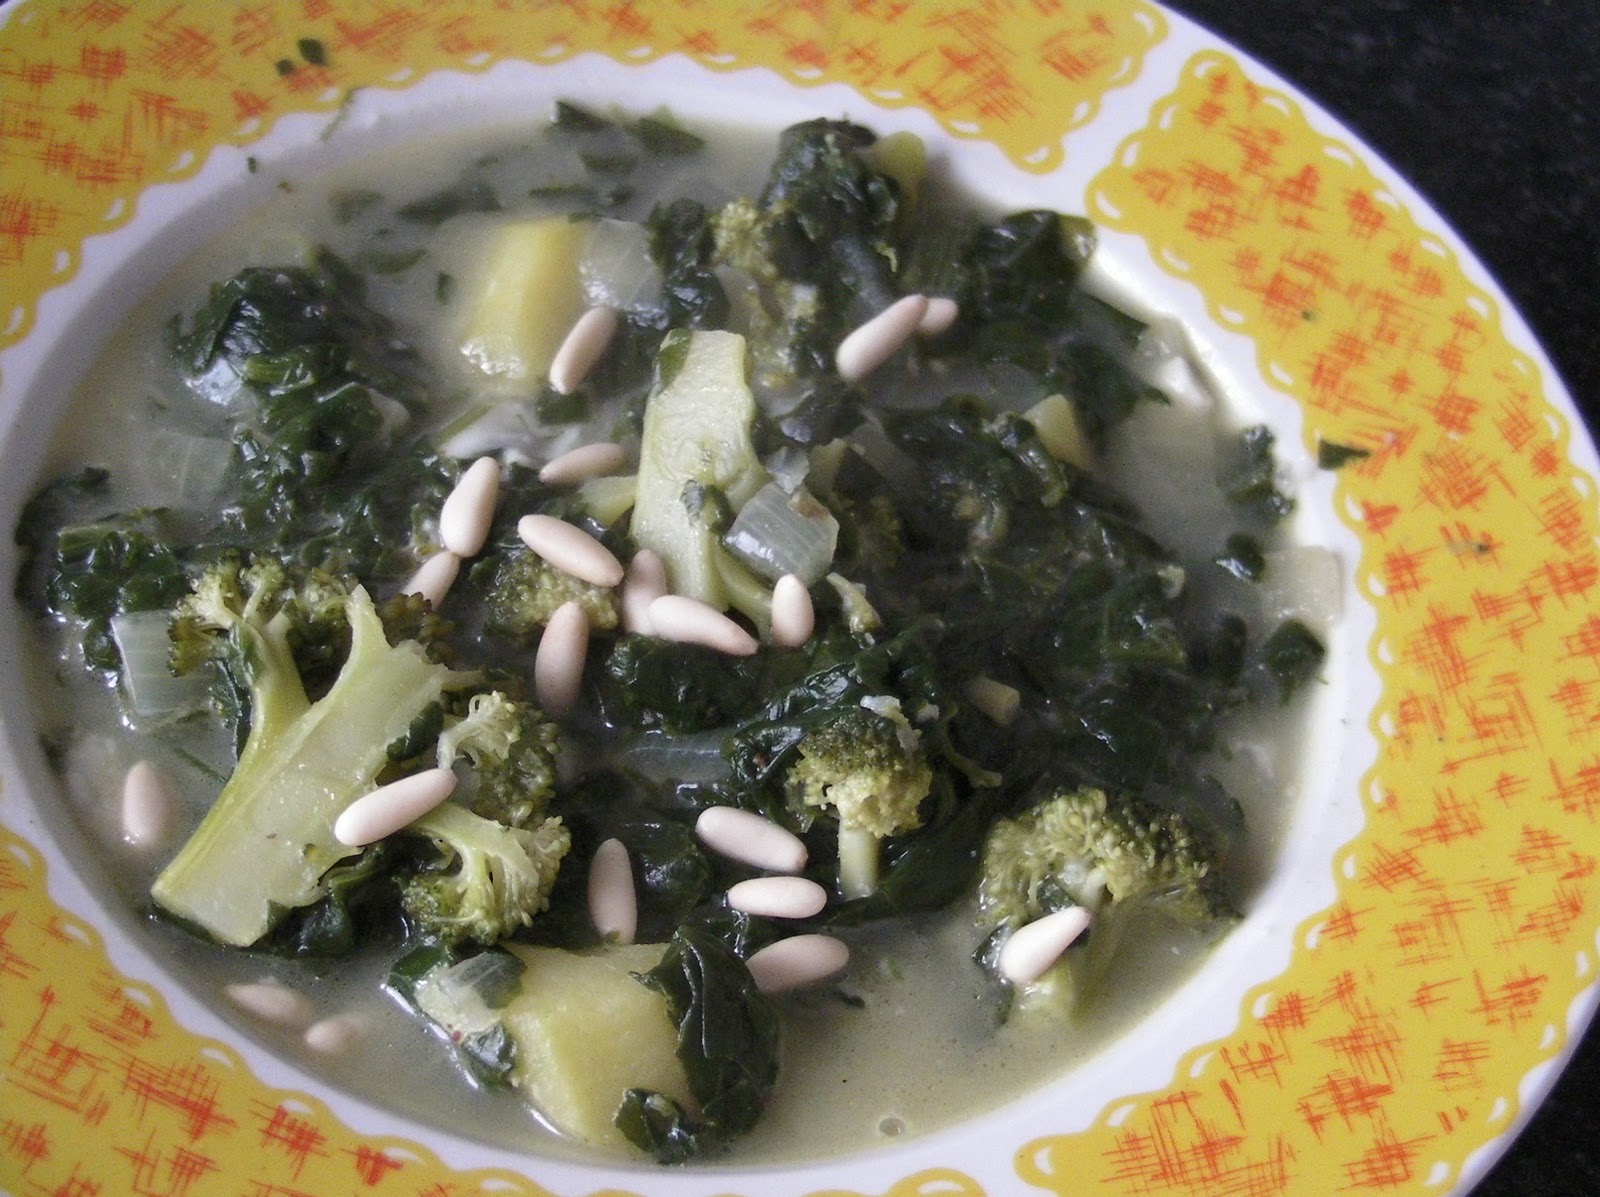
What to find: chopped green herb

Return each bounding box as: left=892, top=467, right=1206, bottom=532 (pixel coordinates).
left=635, top=114, right=706, bottom=157
left=1215, top=532, right=1266, bottom=582
left=1220, top=425, right=1295, bottom=523
left=331, top=188, right=383, bottom=224
left=1318, top=438, right=1372, bottom=469
left=1261, top=618, right=1326, bottom=700
left=397, top=177, right=500, bottom=225
left=355, top=246, right=426, bottom=275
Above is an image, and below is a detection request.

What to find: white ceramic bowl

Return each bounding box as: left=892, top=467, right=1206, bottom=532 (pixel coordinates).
left=0, top=5, right=1593, bottom=1196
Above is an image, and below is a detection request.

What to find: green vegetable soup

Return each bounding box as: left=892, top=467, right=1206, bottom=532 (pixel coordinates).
left=17, top=103, right=1335, bottom=1164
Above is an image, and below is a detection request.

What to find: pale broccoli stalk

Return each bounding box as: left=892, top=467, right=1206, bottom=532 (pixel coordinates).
left=399, top=802, right=570, bottom=947
left=785, top=696, right=932, bottom=898
left=629, top=329, right=773, bottom=627
left=976, top=786, right=1234, bottom=1017
left=399, top=689, right=571, bottom=946
left=151, top=561, right=457, bottom=947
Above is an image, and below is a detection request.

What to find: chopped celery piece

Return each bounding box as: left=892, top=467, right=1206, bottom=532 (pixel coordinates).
left=629, top=330, right=769, bottom=607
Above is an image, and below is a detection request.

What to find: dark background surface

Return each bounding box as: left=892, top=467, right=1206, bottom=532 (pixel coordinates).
left=1162, top=2, right=1600, bottom=1194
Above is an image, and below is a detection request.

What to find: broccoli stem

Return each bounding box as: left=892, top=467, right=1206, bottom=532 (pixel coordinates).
left=151, top=587, right=455, bottom=946
left=838, top=825, right=881, bottom=900
left=629, top=329, right=770, bottom=610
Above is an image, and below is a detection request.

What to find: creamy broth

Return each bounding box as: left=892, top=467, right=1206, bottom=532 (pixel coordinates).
left=21, top=110, right=1328, bottom=1164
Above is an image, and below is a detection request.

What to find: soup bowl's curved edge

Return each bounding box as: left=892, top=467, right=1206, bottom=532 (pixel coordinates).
left=2, top=3, right=1594, bottom=1196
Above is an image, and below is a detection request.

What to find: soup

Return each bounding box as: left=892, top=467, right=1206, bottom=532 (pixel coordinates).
left=16, top=103, right=1335, bottom=1164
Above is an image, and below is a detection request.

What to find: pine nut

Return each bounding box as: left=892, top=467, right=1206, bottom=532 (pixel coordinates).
left=333, top=767, right=458, bottom=847
left=401, top=550, right=461, bottom=609
left=535, top=600, right=589, bottom=717
left=439, top=456, right=500, bottom=557
left=516, top=513, right=624, bottom=587
left=622, top=549, right=668, bottom=634
left=997, top=907, right=1092, bottom=986
left=746, top=934, right=850, bottom=993
left=965, top=675, right=1021, bottom=725
left=539, top=440, right=629, bottom=486
left=769, top=574, right=814, bottom=648
left=225, top=980, right=311, bottom=1027
left=647, top=594, right=758, bottom=656
left=727, top=875, right=827, bottom=920
left=303, top=1011, right=366, bottom=1055
left=835, top=294, right=929, bottom=383
left=917, top=295, right=960, bottom=337
left=121, top=759, right=175, bottom=848
left=695, top=806, right=807, bottom=873
left=548, top=305, right=619, bottom=395
left=588, top=837, right=637, bottom=944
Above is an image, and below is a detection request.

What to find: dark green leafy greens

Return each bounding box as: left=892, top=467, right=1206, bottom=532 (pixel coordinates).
left=617, top=928, right=781, bottom=1162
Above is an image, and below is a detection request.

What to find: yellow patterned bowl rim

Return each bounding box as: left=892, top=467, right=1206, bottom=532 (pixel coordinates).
left=1, top=4, right=1597, bottom=1196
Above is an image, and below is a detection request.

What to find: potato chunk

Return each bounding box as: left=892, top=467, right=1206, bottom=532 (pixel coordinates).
left=459, top=218, right=589, bottom=386
left=502, top=943, right=694, bottom=1150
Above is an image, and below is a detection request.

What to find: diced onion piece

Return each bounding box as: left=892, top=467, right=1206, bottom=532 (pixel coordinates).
left=415, top=950, right=527, bottom=1038
left=1260, top=546, right=1343, bottom=630
left=1134, top=318, right=1217, bottom=412
left=150, top=430, right=233, bottom=507
left=580, top=218, right=663, bottom=311
left=111, top=610, right=210, bottom=718
left=722, top=482, right=838, bottom=585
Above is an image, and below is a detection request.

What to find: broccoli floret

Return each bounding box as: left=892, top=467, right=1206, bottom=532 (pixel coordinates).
left=975, top=786, right=1233, bottom=1016
left=435, top=689, right=561, bottom=828
left=399, top=801, right=570, bottom=946
left=785, top=697, right=931, bottom=898
left=481, top=548, right=620, bottom=641
left=152, top=558, right=461, bottom=946
left=394, top=688, right=569, bottom=946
